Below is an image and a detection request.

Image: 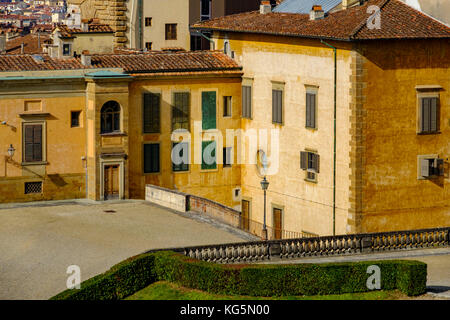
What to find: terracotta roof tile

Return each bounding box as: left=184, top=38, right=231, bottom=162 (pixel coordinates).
left=90, top=51, right=241, bottom=73
left=192, top=0, right=450, bottom=41
left=56, top=23, right=113, bottom=38
left=5, top=33, right=50, bottom=54
left=0, top=54, right=85, bottom=71
left=0, top=51, right=241, bottom=74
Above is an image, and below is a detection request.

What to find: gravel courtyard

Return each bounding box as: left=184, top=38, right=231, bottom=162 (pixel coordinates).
left=0, top=200, right=251, bottom=300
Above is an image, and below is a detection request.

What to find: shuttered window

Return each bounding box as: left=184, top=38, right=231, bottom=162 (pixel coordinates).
left=172, top=92, right=190, bottom=131
left=143, top=143, right=160, bottom=173
left=202, top=91, right=216, bottom=130
left=300, top=151, right=320, bottom=181
left=24, top=124, right=43, bottom=163
left=165, top=24, right=177, bottom=40
left=242, top=86, right=252, bottom=119
left=306, top=92, right=316, bottom=128
left=172, top=142, right=189, bottom=172
left=419, top=97, right=439, bottom=134
left=272, top=89, right=283, bottom=124
left=143, top=93, right=160, bottom=133
left=201, top=141, right=217, bottom=170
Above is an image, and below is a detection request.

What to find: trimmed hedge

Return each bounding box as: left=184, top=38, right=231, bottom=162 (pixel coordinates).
left=51, top=251, right=427, bottom=300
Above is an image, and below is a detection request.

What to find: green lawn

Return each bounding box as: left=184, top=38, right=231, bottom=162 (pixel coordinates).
left=125, top=281, right=407, bottom=300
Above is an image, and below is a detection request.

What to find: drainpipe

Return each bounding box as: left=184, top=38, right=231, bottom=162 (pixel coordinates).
left=320, top=39, right=337, bottom=236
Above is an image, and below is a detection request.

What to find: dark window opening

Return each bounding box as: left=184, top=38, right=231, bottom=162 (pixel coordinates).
left=71, top=111, right=81, bottom=127
left=145, top=17, right=152, bottom=26
left=143, top=143, right=160, bottom=173
left=165, top=24, right=177, bottom=40
left=101, top=101, right=121, bottom=134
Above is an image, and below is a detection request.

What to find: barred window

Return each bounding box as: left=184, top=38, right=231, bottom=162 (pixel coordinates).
left=25, top=182, right=42, bottom=194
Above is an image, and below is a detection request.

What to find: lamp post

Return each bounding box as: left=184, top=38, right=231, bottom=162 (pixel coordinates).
left=5, top=144, right=15, bottom=177
left=260, top=176, right=269, bottom=240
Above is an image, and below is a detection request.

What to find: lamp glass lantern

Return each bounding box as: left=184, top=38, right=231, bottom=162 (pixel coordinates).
left=260, top=177, right=269, bottom=191
left=7, top=144, right=15, bottom=158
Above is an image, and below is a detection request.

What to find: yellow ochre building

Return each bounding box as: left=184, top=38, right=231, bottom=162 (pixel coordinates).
left=0, top=0, right=449, bottom=237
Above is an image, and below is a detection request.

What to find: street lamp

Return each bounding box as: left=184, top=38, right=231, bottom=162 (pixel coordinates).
left=7, top=144, right=15, bottom=158
left=260, top=176, right=269, bottom=240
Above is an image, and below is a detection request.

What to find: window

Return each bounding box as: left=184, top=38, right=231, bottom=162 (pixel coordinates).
left=145, top=17, right=152, bottom=26
left=145, top=42, right=152, bottom=51
left=23, top=123, right=43, bottom=163
left=272, top=89, right=283, bottom=124
left=306, top=92, right=317, bottom=129
left=200, top=0, right=211, bottom=21
left=418, top=155, right=444, bottom=179
left=71, top=111, right=81, bottom=127
left=172, top=142, right=189, bottom=172
left=242, top=85, right=252, bottom=119
left=201, top=141, right=216, bottom=170
left=143, top=143, right=160, bottom=173
left=62, top=43, right=71, bottom=56
left=165, top=24, right=177, bottom=40
left=101, top=101, right=121, bottom=134
left=419, top=97, right=439, bottom=134
left=190, top=34, right=202, bottom=51
left=300, top=151, right=320, bottom=181
left=202, top=91, right=216, bottom=130
left=241, top=199, right=250, bottom=231
left=172, top=92, right=190, bottom=131
left=223, top=96, right=232, bottom=117
left=25, top=181, right=42, bottom=194
left=223, top=147, right=232, bottom=167
left=143, top=93, right=160, bottom=133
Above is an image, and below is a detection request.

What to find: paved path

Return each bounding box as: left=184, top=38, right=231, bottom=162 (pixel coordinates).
left=0, top=200, right=253, bottom=300
left=261, top=247, right=450, bottom=298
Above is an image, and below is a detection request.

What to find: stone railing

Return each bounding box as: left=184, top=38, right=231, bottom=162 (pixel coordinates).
left=145, top=227, right=449, bottom=264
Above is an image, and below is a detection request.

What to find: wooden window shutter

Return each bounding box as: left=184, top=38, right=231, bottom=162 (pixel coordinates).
left=430, top=97, right=438, bottom=132
left=242, top=86, right=251, bottom=118
left=314, top=153, right=320, bottom=173
left=306, top=93, right=316, bottom=128
left=202, top=91, right=216, bottom=130
left=143, top=93, right=160, bottom=133
left=300, top=151, right=307, bottom=170
left=272, top=90, right=282, bottom=124
left=33, top=125, right=42, bottom=162
left=24, top=125, right=35, bottom=162
left=144, top=144, right=160, bottom=173
left=421, top=98, right=430, bottom=133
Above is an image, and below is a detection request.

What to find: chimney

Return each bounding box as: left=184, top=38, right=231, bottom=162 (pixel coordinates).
left=260, top=0, right=272, bottom=14
left=310, top=5, right=324, bottom=20
left=81, top=50, right=91, bottom=66
left=81, top=19, right=89, bottom=32
left=0, top=34, right=6, bottom=53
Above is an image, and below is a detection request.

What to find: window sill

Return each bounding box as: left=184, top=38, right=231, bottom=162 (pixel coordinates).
left=143, top=172, right=161, bottom=175
left=101, top=132, right=127, bottom=137
left=22, top=161, right=48, bottom=166
left=417, top=131, right=441, bottom=136
left=304, top=178, right=318, bottom=184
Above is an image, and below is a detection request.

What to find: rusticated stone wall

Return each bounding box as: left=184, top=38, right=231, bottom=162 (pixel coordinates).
left=68, top=0, right=128, bottom=47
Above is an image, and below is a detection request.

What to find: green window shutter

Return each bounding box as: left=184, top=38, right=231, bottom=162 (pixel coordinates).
left=202, top=91, right=216, bottom=130
left=172, top=92, right=190, bottom=131
left=202, top=140, right=217, bottom=170
left=172, top=142, right=189, bottom=172
left=144, top=144, right=160, bottom=173
left=143, top=93, right=160, bottom=133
